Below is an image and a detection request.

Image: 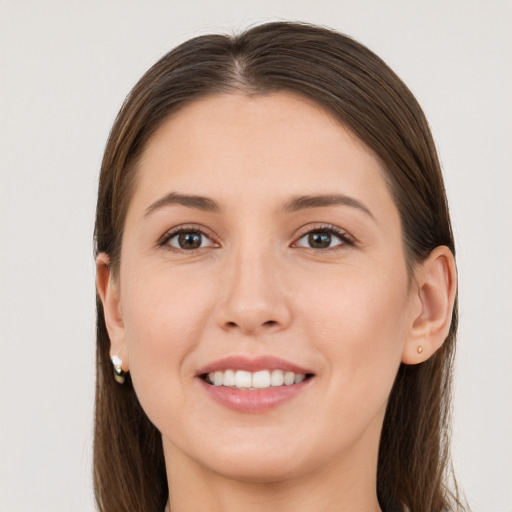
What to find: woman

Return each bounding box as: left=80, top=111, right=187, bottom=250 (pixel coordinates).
left=94, top=21, right=464, bottom=512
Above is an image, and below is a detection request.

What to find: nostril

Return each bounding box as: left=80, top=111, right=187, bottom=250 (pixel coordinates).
left=225, top=320, right=278, bottom=329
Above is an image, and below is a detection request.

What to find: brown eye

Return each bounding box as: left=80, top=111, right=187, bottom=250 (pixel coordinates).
left=294, top=227, right=351, bottom=250
left=166, top=230, right=215, bottom=251
left=308, top=232, right=332, bottom=249
left=178, top=232, right=202, bottom=249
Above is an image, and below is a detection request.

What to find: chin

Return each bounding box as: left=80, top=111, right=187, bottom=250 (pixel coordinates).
left=189, top=433, right=325, bottom=484
left=207, top=455, right=308, bottom=484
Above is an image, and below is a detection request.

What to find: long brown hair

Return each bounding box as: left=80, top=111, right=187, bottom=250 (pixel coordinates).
left=94, top=21, right=464, bottom=512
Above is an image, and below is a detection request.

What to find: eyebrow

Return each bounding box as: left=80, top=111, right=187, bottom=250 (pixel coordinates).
left=144, top=192, right=221, bottom=218
left=143, top=192, right=374, bottom=220
left=282, top=194, right=375, bottom=220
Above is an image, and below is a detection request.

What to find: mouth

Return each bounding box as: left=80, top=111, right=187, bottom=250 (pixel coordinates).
left=201, top=369, right=314, bottom=390
left=196, top=356, right=315, bottom=413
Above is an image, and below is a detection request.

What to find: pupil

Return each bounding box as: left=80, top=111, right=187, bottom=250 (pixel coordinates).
left=309, top=232, right=331, bottom=248
left=179, top=232, right=202, bottom=249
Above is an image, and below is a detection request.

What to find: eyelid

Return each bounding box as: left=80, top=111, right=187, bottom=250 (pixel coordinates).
left=157, top=222, right=355, bottom=253
left=292, top=223, right=355, bottom=250
left=157, top=224, right=219, bottom=251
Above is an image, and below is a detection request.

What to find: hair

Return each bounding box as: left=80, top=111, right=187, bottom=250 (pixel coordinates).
left=94, top=21, right=464, bottom=512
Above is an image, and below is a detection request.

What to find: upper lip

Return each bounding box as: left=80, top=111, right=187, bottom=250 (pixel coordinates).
left=196, top=355, right=313, bottom=376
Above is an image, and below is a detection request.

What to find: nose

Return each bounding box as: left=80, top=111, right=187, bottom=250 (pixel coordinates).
left=215, top=245, right=292, bottom=336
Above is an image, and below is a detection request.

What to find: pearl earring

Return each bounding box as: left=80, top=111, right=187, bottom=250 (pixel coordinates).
left=111, top=354, right=125, bottom=384
left=417, top=345, right=424, bottom=354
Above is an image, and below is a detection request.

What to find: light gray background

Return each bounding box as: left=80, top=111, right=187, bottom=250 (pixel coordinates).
left=1, top=1, right=511, bottom=511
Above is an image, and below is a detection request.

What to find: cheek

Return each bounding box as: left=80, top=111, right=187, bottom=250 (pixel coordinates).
left=119, top=268, right=214, bottom=418
left=123, top=269, right=213, bottom=353
left=300, top=261, right=410, bottom=392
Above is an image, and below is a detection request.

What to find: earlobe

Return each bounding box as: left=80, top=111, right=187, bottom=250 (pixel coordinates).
left=96, top=253, right=129, bottom=371
left=402, top=246, right=457, bottom=365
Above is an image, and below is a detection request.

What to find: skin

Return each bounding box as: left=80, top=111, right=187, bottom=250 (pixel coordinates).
left=97, top=92, right=457, bottom=512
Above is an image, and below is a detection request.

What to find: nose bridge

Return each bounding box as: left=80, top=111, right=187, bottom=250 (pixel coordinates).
left=216, top=233, right=291, bottom=335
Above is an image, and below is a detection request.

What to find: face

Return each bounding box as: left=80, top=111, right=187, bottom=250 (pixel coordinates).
left=110, top=92, right=420, bottom=482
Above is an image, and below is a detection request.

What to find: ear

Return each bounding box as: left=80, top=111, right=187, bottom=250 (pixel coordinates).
left=402, top=246, right=457, bottom=365
left=96, top=253, right=129, bottom=371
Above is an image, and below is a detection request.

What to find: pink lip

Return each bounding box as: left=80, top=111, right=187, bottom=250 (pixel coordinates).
left=199, top=377, right=312, bottom=413
left=196, top=355, right=312, bottom=375
left=196, top=355, right=314, bottom=413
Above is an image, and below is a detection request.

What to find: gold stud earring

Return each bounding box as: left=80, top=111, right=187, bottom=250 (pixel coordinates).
left=417, top=345, right=424, bottom=354
left=111, top=354, right=125, bottom=384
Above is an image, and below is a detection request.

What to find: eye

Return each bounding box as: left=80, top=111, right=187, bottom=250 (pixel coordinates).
left=161, top=228, right=216, bottom=251
left=294, top=226, right=353, bottom=250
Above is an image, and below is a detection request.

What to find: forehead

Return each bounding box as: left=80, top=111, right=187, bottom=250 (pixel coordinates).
left=128, top=91, right=396, bottom=220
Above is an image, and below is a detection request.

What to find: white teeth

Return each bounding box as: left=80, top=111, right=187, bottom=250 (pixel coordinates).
left=252, top=370, right=271, bottom=389
left=235, top=370, right=252, bottom=388
left=213, top=371, right=223, bottom=386
left=284, top=371, right=295, bottom=386
left=294, top=373, right=305, bottom=384
left=270, top=369, right=284, bottom=386
left=223, top=369, right=236, bottom=387
left=206, top=369, right=308, bottom=389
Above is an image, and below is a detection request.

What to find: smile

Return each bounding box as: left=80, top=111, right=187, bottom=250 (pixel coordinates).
left=197, top=356, right=315, bottom=413
left=205, top=369, right=309, bottom=389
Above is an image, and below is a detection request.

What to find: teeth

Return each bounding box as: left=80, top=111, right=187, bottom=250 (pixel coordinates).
left=206, top=369, right=308, bottom=389
left=294, top=373, right=305, bottom=384
left=213, top=371, right=223, bottom=386
left=223, top=369, right=236, bottom=387
left=270, top=369, right=284, bottom=386
left=235, top=370, right=252, bottom=389
left=284, top=371, right=295, bottom=385
left=252, top=370, right=271, bottom=389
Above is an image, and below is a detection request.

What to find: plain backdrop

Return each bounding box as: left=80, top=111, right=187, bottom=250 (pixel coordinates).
left=0, top=1, right=511, bottom=511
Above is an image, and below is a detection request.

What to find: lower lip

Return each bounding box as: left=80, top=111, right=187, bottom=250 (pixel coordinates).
left=198, top=378, right=312, bottom=413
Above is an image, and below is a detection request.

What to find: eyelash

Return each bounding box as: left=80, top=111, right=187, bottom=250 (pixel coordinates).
left=157, top=226, right=216, bottom=252
left=157, top=224, right=355, bottom=254
left=294, top=224, right=355, bottom=253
